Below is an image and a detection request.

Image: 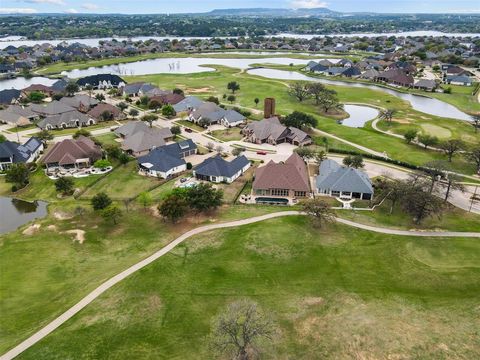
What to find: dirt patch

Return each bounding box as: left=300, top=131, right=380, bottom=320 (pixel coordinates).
left=392, top=118, right=411, bottom=124
left=22, top=223, right=41, bottom=235
left=47, top=225, right=58, bottom=232
left=65, top=229, right=86, bottom=244
left=53, top=211, right=73, bottom=220
left=185, top=86, right=213, bottom=93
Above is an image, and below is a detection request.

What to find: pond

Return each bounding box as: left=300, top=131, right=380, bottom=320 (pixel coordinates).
left=342, top=105, right=379, bottom=127
left=59, top=56, right=315, bottom=77
left=246, top=68, right=474, bottom=122
left=0, top=196, right=48, bottom=235
left=0, top=76, right=58, bottom=90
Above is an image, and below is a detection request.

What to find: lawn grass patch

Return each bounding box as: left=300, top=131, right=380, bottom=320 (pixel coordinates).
left=209, top=127, right=243, bottom=142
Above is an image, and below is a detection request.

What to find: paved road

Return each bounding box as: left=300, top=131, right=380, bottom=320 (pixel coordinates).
left=2, top=211, right=479, bottom=360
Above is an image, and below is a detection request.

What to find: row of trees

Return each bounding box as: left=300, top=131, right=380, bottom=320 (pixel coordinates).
left=288, top=81, right=343, bottom=113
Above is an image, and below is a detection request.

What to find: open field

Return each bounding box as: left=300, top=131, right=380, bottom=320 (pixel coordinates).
left=128, top=66, right=479, bottom=174
left=209, top=127, right=243, bottom=142
left=12, top=216, right=480, bottom=359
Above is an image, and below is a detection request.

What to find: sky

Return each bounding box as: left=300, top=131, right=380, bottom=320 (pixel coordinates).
left=0, top=0, right=479, bottom=15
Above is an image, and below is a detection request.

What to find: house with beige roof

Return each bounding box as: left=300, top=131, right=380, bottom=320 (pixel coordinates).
left=251, top=153, right=310, bottom=204
left=242, top=117, right=312, bottom=146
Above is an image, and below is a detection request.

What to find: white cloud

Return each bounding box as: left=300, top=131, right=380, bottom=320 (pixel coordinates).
left=64, top=8, right=78, bottom=13
left=24, top=0, right=66, bottom=5
left=0, top=7, right=38, bottom=13
left=82, top=3, right=100, bottom=10
left=290, top=0, right=328, bottom=9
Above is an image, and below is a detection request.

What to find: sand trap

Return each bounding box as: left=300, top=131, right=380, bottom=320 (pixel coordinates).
left=47, top=225, right=58, bottom=231
left=185, top=87, right=212, bottom=93
left=66, top=229, right=86, bottom=244
left=53, top=211, right=73, bottom=220
left=22, top=223, right=41, bottom=235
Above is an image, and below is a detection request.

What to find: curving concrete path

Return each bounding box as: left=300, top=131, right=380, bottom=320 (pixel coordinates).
left=2, top=211, right=479, bottom=360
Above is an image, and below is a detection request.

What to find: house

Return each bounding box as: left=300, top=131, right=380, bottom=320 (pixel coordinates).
left=0, top=137, right=43, bottom=171
left=115, top=121, right=173, bottom=157
left=76, top=74, right=126, bottom=89
left=37, top=110, right=96, bottom=130
left=0, top=110, right=31, bottom=127
left=221, top=109, right=246, bottom=127
left=0, top=89, right=21, bottom=105
left=60, top=95, right=98, bottom=112
left=123, top=82, right=156, bottom=97
left=50, top=79, right=68, bottom=93
left=375, top=69, right=414, bottom=87
left=445, top=75, right=472, bottom=86
left=413, top=79, right=437, bottom=92
left=42, top=136, right=102, bottom=172
left=149, top=93, right=185, bottom=106
left=194, top=155, right=250, bottom=183
left=22, top=84, right=54, bottom=97
left=189, top=102, right=226, bottom=125
left=137, top=139, right=197, bottom=178
left=315, top=159, right=373, bottom=200
left=172, top=96, right=204, bottom=113
left=30, top=101, right=77, bottom=116
left=88, top=103, right=125, bottom=121
left=243, top=117, right=311, bottom=146
left=252, top=153, right=310, bottom=204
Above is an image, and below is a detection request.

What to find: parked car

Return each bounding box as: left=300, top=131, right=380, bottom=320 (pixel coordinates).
left=256, top=151, right=267, bottom=155
left=184, top=128, right=193, bottom=133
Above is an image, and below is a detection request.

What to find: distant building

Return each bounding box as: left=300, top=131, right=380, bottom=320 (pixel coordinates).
left=264, top=97, right=276, bottom=119
left=0, top=137, right=43, bottom=171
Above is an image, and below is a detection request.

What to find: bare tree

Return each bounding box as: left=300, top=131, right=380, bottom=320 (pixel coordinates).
left=206, top=142, right=215, bottom=152
left=441, top=173, right=465, bottom=202
left=423, top=160, right=447, bottom=193
left=402, top=183, right=444, bottom=224
left=301, top=198, right=336, bottom=228
left=288, top=81, right=310, bottom=102
left=211, top=300, right=276, bottom=360
left=465, top=146, right=480, bottom=175
left=380, top=109, right=396, bottom=124
left=471, top=114, right=480, bottom=133
left=215, top=145, right=224, bottom=154
left=306, top=82, right=326, bottom=105
left=439, top=139, right=464, bottom=162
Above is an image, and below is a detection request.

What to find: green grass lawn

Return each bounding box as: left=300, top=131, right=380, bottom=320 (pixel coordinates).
left=175, top=119, right=205, bottom=132
left=30, top=121, right=120, bottom=137
left=14, top=216, right=480, bottom=359
left=92, top=132, right=121, bottom=147
left=79, top=162, right=160, bottom=200
left=209, top=127, right=243, bottom=142
left=127, top=66, right=479, bottom=175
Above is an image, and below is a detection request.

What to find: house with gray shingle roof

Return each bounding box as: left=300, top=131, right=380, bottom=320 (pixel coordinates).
left=243, top=117, right=311, bottom=146
left=194, top=155, right=250, bottom=183
left=173, top=96, right=204, bottom=113
left=138, top=139, right=197, bottom=178
left=220, top=109, right=246, bottom=127
left=115, top=121, right=173, bottom=157
left=37, top=110, right=96, bottom=130
left=316, top=159, right=373, bottom=200
left=0, top=137, right=43, bottom=171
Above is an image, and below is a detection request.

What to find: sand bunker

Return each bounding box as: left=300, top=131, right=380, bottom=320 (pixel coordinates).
left=22, top=223, right=41, bottom=235
left=66, top=229, right=86, bottom=244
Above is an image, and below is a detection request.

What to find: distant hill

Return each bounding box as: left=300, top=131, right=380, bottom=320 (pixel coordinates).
left=204, top=8, right=339, bottom=17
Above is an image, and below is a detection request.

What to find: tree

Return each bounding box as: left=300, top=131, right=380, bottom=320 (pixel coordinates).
left=317, top=89, right=342, bottom=113
left=28, top=91, right=45, bottom=103
left=231, top=147, right=244, bottom=156
left=198, top=117, right=211, bottom=128
left=206, top=142, right=215, bottom=152
left=288, top=81, right=309, bottom=102
left=54, top=177, right=74, bottom=196
left=65, top=81, right=79, bottom=96
left=402, top=184, right=444, bottom=224
left=306, top=82, right=326, bottom=105
left=100, top=110, right=113, bottom=121
left=343, top=155, right=364, bottom=168
left=73, top=129, right=91, bottom=139
left=137, top=191, right=152, bottom=211
left=140, top=95, right=149, bottom=106
left=301, top=198, right=335, bottom=228
left=0, top=134, right=6, bottom=143
left=161, top=104, right=175, bottom=117
left=141, top=113, right=158, bottom=127
left=186, top=183, right=223, bottom=213
left=36, top=130, right=53, bottom=142
left=404, top=129, right=418, bottom=144
left=117, top=102, right=128, bottom=112
left=95, top=93, right=105, bottom=102
left=471, top=114, right=480, bottom=133
left=149, top=99, right=162, bottom=110
left=216, top=145, right=224, bottom=154
left=207, top=96, right=219, bottom=105
left=284, top=111, right=317, bottom=129
left=227, top=95, right=236, bottom=104
left=466, top=146, right=480, bottom=174
left=94, top=159, right=111, bottom=169
left=294, top=147, right=316, bottom=160
left=5, top=164, right=30, bottom=190
left=321, top=136, right=329, bottom=152
left=210, top=300, right=275, bottom=360
left=173, top=88, right=184, bottom=96
left=91, top=192, right=112, bottom=210
left=380, top=109, right=396, bottom=124
left=118, top=152, right=130, bottom=165
left=417, top=134, right=439, bottom=149
left=158, top=194, right=188, bottom=223
left=314, top=150, right=327, bottom=166
left=102, top=205, right=122, bottom=225
left=227, top=81, right=240, bottom=94
left=423, top=160, right=447, bottom=193
left=439, top=139, right=464, bottom=162
left=441, top=173, right=465, bottom=202
left=254, top=98, right=259, bottom=107
left=170, top=125, right=181, bottom=138
left=129, top=108, right=139, bottom=118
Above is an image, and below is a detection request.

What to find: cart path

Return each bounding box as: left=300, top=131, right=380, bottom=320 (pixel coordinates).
left=2, top=211, right=479, bottom=360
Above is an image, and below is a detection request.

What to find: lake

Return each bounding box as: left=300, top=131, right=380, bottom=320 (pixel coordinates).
left=0, top=196, right=48, bottom=235
left=58, top=56, right=316, bottom=78
left=247, top=68, right=474, bottom=121
left=342, top=105, right=379, bottom=127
